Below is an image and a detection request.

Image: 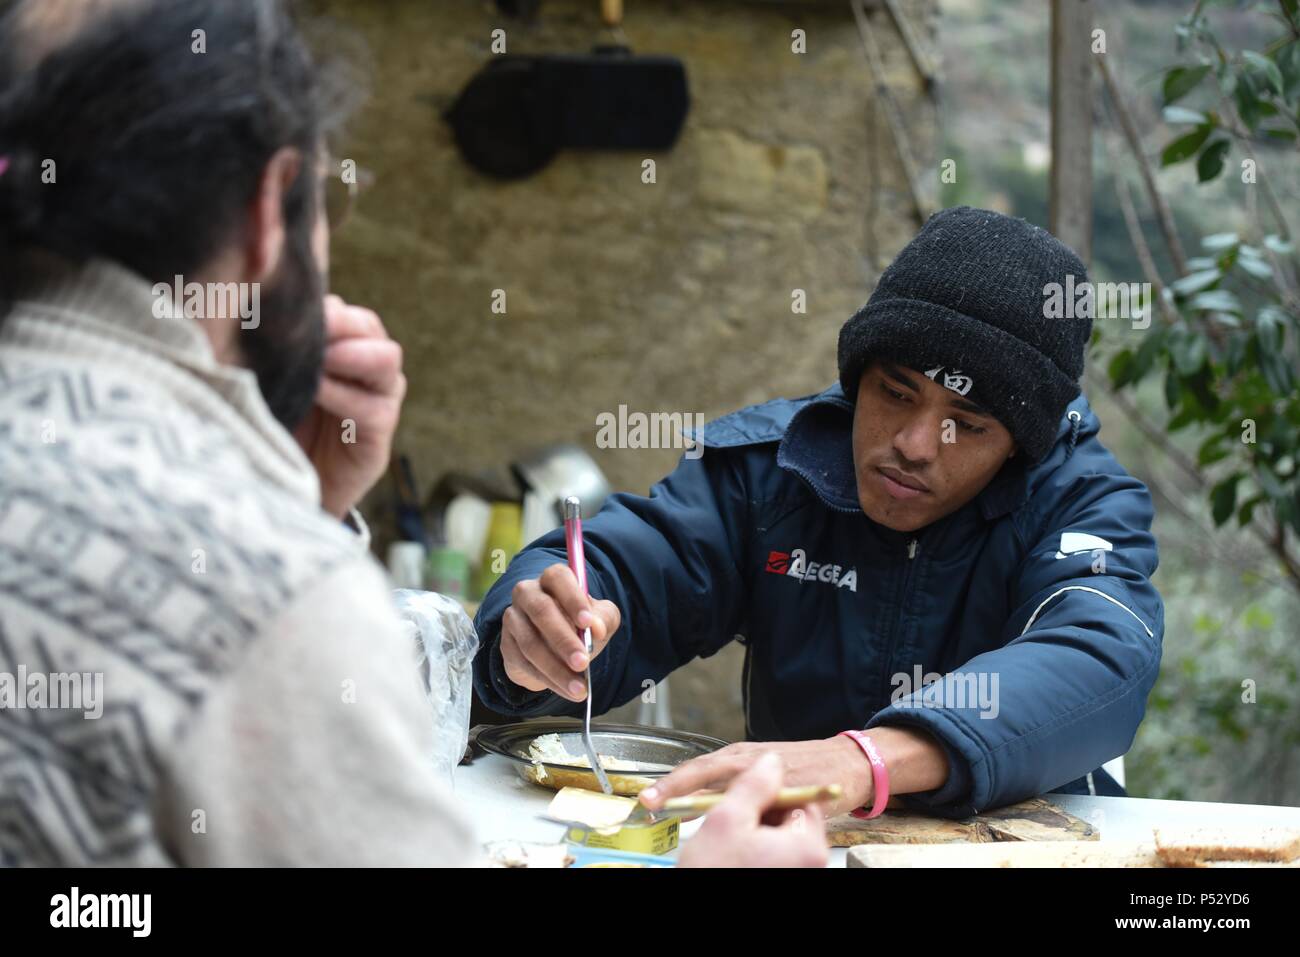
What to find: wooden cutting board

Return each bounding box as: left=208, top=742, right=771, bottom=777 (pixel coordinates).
left=826, top=797, right=1098, bottom=847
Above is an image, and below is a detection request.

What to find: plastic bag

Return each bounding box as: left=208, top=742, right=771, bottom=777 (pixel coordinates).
left=392, top=589, right=480, bottom=785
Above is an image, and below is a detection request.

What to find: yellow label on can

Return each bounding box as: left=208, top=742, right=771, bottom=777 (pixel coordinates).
left=566, top=819, right=679, bottom=855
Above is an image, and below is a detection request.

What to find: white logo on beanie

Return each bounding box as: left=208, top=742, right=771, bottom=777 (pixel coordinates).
left=923, top=366, right=974, bottom=397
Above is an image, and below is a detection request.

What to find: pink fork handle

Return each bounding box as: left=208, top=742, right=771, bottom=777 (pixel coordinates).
left=564, top=516, right=588, bottom=595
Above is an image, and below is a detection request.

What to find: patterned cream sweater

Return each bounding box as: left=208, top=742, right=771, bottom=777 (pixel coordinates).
left=0, top=258, right=476, bottom=866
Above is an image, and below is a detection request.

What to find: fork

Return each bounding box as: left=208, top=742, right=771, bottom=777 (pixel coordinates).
left=563, top=495, right=612, bottom=794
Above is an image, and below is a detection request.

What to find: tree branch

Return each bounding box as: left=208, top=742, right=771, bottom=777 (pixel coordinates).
left=1095, top=50, right=1189, bottom=276
left=1098, top=115, right=1181, bottom=325
left=1085, top=369, right=1300, bottom=589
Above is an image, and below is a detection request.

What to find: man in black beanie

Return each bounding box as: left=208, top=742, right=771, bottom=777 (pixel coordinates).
left=475, top=206, right=1164, bottom=819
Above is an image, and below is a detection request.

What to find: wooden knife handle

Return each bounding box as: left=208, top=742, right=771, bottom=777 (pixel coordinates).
left=662, top=784, right=843, bottom=814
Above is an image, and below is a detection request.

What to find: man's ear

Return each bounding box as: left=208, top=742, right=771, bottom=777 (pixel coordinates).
left=245, top=147, right=304, bottom=282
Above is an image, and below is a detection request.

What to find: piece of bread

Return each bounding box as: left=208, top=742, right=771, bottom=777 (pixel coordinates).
left=1153, top=826, right=1300, bottom=866
left=1194, top=859, right=1300, bottom=868
left=847, top=841, right=1161, bottom=868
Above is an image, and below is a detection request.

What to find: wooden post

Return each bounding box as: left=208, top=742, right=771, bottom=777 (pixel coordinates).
left=1049, top=0, right=1093, bottom=265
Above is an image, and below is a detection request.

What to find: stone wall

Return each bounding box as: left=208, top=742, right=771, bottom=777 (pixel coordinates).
left=310, top=0, right=938, bottom=740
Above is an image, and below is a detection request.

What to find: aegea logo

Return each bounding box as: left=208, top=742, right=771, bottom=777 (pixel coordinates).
left=764, top=548, right=858, bottom=592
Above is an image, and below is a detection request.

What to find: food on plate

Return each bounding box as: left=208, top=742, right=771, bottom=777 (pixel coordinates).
left=526, top=732, right=669, bottom=776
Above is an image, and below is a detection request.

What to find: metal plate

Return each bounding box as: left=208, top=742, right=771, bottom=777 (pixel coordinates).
left=475, top=719, right=729, bottom=796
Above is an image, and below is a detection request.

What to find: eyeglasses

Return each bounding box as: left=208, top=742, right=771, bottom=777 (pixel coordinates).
left=322, top=155, right=374, bottom=231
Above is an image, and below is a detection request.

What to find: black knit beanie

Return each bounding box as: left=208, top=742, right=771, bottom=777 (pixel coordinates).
left=838, top=206, right=1092, bottom=463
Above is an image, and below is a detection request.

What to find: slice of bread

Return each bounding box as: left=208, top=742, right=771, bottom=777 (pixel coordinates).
left=847, top=841, right=1161, bottom=867
left=1153, top=826, right=1300, bottom=866
left=1194, top=859, right=1300, bottom=868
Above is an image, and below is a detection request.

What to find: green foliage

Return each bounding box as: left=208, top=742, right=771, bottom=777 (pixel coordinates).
left=1109, top=3, right=1300, bottom=544
left=1111, top=1, right=1300, bottom=805
left=1161, top=4, right=1300, bottom=163
left=937, top=0, right=1300, bottom=806
left=1109, top=228, right=1300, bottom=536
left=1128, top=589, right=1300, bottom=804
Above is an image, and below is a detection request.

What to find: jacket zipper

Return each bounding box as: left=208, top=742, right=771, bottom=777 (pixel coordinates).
left=877, top=535, right=921, bottom=708
left=782, top=459, right=933, bottom=719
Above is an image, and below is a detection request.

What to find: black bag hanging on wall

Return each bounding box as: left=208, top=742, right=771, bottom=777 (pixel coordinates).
left=445, top=46, right=690, bottom=180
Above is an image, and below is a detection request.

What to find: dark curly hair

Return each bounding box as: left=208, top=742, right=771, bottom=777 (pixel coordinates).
left=0, top=0, right=362, bottom=320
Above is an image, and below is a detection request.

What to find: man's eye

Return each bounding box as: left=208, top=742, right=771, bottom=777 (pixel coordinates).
left=881, top=384, right=907, bottom=402
left=957, top=419, right=988, bottom=435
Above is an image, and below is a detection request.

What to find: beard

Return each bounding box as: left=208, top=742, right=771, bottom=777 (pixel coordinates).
left=239, top=221, right=327, bottom=433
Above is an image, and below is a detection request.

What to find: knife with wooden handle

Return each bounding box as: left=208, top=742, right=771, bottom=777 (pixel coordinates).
left=623, top=784, right=844, bottom=827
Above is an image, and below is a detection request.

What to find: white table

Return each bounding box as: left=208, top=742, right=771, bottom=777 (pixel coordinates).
left=1047, top=792, right=1300, bottom=841
left=453, top=753, right=1300, bottom=866
left=453, top=752, right=705, bottom=861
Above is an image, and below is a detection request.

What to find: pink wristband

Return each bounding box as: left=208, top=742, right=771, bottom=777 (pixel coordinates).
left=839, top=730, right=890, bottom=819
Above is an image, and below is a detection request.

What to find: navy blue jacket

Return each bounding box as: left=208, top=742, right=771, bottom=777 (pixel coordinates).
left=473, top=384, right=1164, bottom=816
